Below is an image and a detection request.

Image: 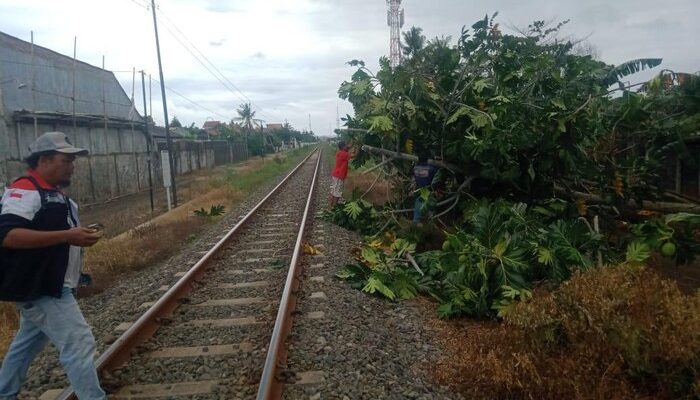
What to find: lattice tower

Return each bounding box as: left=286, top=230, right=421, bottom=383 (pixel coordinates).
left=387, top=0, right=404, bottom=67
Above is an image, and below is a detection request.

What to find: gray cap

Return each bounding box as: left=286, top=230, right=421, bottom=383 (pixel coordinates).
left=28, top=132, right=88, bottom=156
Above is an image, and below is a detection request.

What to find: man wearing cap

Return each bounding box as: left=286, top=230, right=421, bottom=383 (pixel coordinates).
left=0, top=132, right=105, bottom=399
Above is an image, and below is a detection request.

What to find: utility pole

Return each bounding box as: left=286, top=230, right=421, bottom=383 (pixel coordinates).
left=386, top=0, right=404, bottom=67
left=150, top=0, right=177, bottom=207
left=140, top=71, right=155, bottom=213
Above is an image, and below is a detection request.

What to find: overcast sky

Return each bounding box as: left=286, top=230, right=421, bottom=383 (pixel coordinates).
left=0, top=0, right=698, bottom=136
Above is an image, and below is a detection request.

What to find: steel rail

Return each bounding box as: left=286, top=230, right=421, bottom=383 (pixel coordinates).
left=256, top=144, right=322, bottom=399
left=55, top=147, right=319, bottom=400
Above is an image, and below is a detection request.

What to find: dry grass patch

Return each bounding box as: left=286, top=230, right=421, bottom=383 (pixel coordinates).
left=0, top=302, right=19, bottom=358
left=429, top=266, right=700, bottom=400
left=81, top=217, right=209, bottom=296
left=344, top=170, right=394, bottom=204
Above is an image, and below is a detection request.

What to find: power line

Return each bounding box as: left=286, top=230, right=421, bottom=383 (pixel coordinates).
left=155, top=6, right=282, bottom=122
left=125, top=0, right=149, bottom=11
left=150, top=76, right=232, bottom=121
left=123, top=0, right=283, bottom=123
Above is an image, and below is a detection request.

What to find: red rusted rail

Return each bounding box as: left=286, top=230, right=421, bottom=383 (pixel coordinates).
left=256, top=144, right=322, bottom=399
left=55, top=148, right=319, bottom=400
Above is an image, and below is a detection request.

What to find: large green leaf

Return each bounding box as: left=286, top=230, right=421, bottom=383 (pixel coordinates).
left=603, top=58, right=662, bottom=87
left=362, top=276, right=396, bottom=300
left=625, top=241, right=651, bottom=263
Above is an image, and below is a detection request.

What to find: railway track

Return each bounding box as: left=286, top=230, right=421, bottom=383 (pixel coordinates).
left=47, top=147, right=322, bottom=400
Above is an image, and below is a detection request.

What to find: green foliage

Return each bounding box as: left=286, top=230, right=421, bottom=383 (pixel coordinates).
left=322, top=190, right=385, bottom=235
left=629, top=212, right=700, bottom=265
left=332, top=14, right=700, bottom=324
left=337, top=199, right=607, bottom=319
left=193, top=204, right=225, bottom=217
left=169, top=116, right=182, bottom=128
left=415, top=200, right=602, bottom=318
left=603, top=58, right=663, bottom=87
left=235, top=103, right=256, bottom=132
left=246, top=135, right=266, bottom=157
left=338, top=14, right=697, bottom=209
left=336, top=233, right=420, bottom=301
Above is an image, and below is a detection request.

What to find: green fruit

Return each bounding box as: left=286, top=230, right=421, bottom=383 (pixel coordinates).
left=661, top=242, right=677, bottom=257
left=442, top=241, right=451, bottom=251
left=458, top=255, right=468, bottom=263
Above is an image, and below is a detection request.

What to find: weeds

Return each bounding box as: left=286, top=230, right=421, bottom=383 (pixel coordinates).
left=194, top=204, right=226, bottom=217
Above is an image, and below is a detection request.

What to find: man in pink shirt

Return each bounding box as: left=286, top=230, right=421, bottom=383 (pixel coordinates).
left=329, top=141, right=351, bottom=207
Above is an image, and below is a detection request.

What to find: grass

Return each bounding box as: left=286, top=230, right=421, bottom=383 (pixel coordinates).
left=0, top=147, right=313, bottom=358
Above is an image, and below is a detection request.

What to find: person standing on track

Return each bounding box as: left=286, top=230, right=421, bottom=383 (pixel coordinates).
left=329, top=141, right=352, bottom=208
left=0, top=132, right=106, bottom=400
left=413, top=154, right=438, bottom=224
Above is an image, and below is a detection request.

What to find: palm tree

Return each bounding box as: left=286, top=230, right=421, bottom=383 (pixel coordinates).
left=402, top=26, right=426, bottom=59
left=235, top=103, right=256, bottom=134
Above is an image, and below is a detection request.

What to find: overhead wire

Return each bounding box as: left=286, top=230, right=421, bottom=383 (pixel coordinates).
left=149, top=76, right=232, bottom=121
left=123, top=0, right=283, bottom=123
left=155, top=5, right=282, bottom=122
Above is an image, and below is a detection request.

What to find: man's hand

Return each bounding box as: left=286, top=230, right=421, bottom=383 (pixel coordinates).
left=64, top=227, right=102, bottom=247
left=2, top=227, right=102, bottom=249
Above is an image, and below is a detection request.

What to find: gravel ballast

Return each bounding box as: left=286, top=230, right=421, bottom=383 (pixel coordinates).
left=282, top=151, right=461, bottom=400
left=15, top=151, right=318, bottom=399
left=12, top=148, right=461, bottom=399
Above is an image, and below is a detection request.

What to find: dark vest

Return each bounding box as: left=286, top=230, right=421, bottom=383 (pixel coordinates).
left=0, top=176, right=74, bottom=301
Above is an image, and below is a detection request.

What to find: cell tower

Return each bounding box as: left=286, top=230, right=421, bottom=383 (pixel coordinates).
left=386, top=0, right=404, bottom=67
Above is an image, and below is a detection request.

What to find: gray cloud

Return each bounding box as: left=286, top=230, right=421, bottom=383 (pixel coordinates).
left=203, top=1, right=247, bottom=13
left=12, top=0, right=694, bottom=135
left=209, top=38, right=226, bottom=47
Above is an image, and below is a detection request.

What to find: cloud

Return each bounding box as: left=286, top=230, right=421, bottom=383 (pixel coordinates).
left=1, top=0, right=698, bottom=136
left=203, top=1, right=246, bottom=13
left=209, top=38, right=226, bottom=47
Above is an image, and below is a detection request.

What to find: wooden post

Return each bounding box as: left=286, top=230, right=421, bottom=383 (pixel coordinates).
left=675, top=157, right=682, bottom=194
left=30, top=31, right=37, bottom=137
left=72, top=36, right=77, bottom=134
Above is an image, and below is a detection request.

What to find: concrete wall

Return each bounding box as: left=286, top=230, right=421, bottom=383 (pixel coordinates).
left=1, top=119, right=153, bottom=204
left=1, top=119, right=249, bottom=204
left=211, top=140, right=247, bottom=166
left=156, top=139, right=248, bottom=174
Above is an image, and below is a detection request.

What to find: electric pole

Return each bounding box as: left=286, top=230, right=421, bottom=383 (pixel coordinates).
left=140, top=70, right=155, bottom=213
left=151, top=0, right=177, bottom=207
left=386, top=0, right=404, bottom=67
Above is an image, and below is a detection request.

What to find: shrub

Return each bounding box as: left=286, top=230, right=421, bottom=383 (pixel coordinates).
left=435, top=266, right=700, bottom=399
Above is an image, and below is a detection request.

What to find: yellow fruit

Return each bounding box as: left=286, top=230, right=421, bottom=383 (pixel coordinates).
left=576, top=200, right=588, bottom=216
left=613, top=173, right=624, bottom=197
left=405, top=139, right=414, bottom=154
